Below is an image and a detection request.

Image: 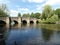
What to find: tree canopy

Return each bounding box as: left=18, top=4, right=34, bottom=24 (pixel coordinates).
left=42, top=5, right=54, bottom=20
left=34, top=13, right=41, bottom=19
left=30, top=12, right=35, bottom=18
left=40, top=5, right=58, bottom=23
left=30, top=12, right=41, bottom=19
left=22, top=13, right=30, bottom=17
left=55, top=8, right=60, bottom=18
left=18, top=13, right=21, bottom=17
left=0, top=4, right=9, bottom=17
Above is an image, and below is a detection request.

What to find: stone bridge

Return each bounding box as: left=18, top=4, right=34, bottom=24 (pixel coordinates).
left=0, top=17, right=39, bottom=24
left=0, top=17, right=9, bottom=25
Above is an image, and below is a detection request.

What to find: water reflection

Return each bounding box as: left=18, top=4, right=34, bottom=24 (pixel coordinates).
left=41, top=28, right=54, bottom=42
left=11, top=24, right=36, bottom=29
left=0, top=24, right=60, bottom=45
left=0, top=25, right=9, bottom=45
left=39, top=24, right=60, bottom=30
left=11, top=24, right=21, bottom=29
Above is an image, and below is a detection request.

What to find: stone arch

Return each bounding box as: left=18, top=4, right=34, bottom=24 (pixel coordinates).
left=22, top=20, right=27, bottom=24
left=13, top=20, right=18, bottom=24
left=0, top=20, right=6, bottom=25
left=36, top=20, right=39, bottom=24
left=30, top=20, right=34, bottom=24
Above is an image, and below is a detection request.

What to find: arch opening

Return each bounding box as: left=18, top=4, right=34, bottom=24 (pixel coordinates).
left=22, top=20, right=27, bottom=24
left=11, top=20, right=18, bottom=25
left=30, top=21, right=34, bottom=24
left=36, top=21, right=39, bottom=24
left=13, top=20, right=18, bottom=24
left=0, top=20, right=6, bottom=25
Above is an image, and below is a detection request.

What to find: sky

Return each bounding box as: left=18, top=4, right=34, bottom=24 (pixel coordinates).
left=0, top=0, right=60, bottom=17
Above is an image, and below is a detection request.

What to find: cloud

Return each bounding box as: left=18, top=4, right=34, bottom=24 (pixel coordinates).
left=36, top=0, right=60, bottom=10
left=10, top=9, right=19, bottom=17
left=10, top=7, right=40, bottom=17
left=22, top=0, right=45, bottom=3
left=28, top=0, right=45, bottom=3
left=10, top=7, right=30, bottom=17
left=18, top=8, right=29, bottom=11
left=36, top=5, right=43, bottom=10
left=17, top=7, right=32, bottom=14
left=0, top=0, right=10, bottom=4
left=46, top=0, right=60, bottom=5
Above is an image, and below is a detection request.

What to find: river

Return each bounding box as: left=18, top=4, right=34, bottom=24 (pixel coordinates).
left=0, top=24, right=60, bottom=45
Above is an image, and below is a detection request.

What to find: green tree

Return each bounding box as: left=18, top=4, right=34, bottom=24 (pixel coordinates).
left=46, top=14, right=58, bottom=23
left=18, top=13, right=21, bottom=17
left=30, top=12, right=41, bottom=19
left=42, top=5, right=54, bottom=20
left=22, top=13, right=30, bottom=17
left=30, top=12, right=35, bottom=18
left=34, top=13, right=41, bottom=19
left=55, top=8, right=60, bottom=18
left=0, top=4, right=9, bottom=17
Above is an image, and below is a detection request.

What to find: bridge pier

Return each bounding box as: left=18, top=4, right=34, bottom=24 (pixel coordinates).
left=5, top=17, right=10, bottom=28
left=34, top=20, right=36, bottom=24
left=32, top=18, right=37, bottom=24
left=6, top=17, right=10, bottom=25
left=27, top=20, right=30, bottom=24
left=18, top=17, right=21, bottom=24
left=27, top=17, right=30, bottom=24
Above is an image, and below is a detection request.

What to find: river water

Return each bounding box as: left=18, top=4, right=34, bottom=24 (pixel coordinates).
left=0, top=24, right=60, bottom=45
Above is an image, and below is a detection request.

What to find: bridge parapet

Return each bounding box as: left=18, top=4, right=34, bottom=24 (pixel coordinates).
left=22, top=17, right=30, bottom=20
left=11, top=17, right=18, bottom=20
left=30, top=18, right=37, bottom=20
left=0, top=17, right=7, bottom=20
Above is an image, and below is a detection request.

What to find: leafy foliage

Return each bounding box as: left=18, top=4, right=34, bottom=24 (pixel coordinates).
left=0, top=4, right=9, bottom=17
left=22, top=13, right=30, bottom=17
left=40, top=5, right=59, bottom=24
left=18, top=13, right=21, bottom=17
left=42, top=5, right=54, bottom=20
left=30, top=12, right=35, bottom=18
left=55, top=8, right=60, bottom=18
left=30, top=12, right=41, bottom=19
left=46, top=14, right=58, bottom=23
